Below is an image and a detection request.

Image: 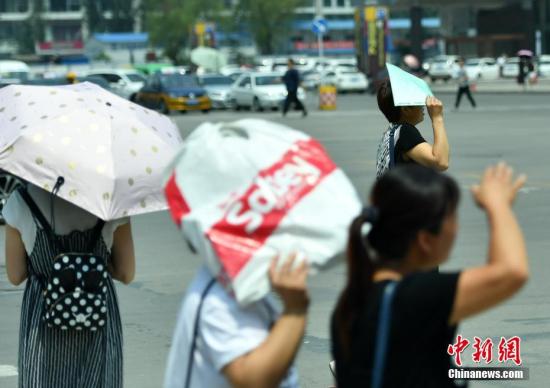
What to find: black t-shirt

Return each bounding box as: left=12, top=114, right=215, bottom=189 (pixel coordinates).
left=331, top=271, right=465, bottom=388
left=394, top=123, right=426, bottom=165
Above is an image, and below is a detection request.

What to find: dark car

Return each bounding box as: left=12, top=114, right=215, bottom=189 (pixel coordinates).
left=135, top=72, right=211, bottom=114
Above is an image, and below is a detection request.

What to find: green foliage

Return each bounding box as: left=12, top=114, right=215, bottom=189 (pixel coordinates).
left=142, top=0, right=225, bottom=64
left=235, top=0, right=304, bottom=55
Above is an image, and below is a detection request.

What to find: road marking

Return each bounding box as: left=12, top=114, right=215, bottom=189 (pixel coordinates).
left=0, top=365, right=18, bottom=377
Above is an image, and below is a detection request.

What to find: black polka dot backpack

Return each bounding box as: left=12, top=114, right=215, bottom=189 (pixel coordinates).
left=18, top=183, right=108, bottom=331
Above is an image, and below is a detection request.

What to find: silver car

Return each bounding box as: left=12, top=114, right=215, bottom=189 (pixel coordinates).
left=198, top=74, right=235, bottom=109
left=231, top=72, right=306, bottom=111
left=86, top=69, right=147, bottom=101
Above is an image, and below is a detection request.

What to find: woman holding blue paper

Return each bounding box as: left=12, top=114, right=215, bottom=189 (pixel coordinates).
left=375, top=65, right=450, bottom=177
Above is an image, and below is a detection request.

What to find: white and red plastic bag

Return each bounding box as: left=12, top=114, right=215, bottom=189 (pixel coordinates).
left=164, top=119, right=361, bottom=305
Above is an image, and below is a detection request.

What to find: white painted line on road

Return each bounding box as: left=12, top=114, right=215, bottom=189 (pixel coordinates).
left=0, top=365, right=18, bottom=377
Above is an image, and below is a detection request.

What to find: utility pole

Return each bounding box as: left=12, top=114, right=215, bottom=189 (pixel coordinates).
left=410, top=0, right=423, bottom=63
left=315, top=0, right=324, bottom=58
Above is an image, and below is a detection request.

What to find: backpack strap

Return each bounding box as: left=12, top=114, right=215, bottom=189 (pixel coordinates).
left=17, top=186, right=59, bottom=251
left=371, top=281, right=399, bottom=388
left=388, top=124, right=401, bottom=169
left=87, top=218, right=106, bottom=252
left=185, top=277, right=217, bottom=388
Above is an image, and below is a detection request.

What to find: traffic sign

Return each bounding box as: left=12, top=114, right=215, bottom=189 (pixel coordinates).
left=312, top=18, right=328, bottom=35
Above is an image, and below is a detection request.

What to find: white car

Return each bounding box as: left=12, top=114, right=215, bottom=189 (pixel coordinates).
left=538, top=55, right=550, bottom=77
left=199, top=74, right=235, bottom=109
left=428, top=55, right=460, bottom=82
left=0, top=60, right=30, bottom=84
left=320, top=68, right=369, bottom=93
left=302, top=70, right=323, bottom=90
left=231, top=72, right=305, bottom=111
left=502, top=57, right=520, bottom=78
left=86, top=69, right=147, bottom=101
left=465, top=57, right=499, bottom=80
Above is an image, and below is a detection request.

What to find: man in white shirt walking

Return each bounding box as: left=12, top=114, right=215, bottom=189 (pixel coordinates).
left=454, top=58, right=477, bottom=110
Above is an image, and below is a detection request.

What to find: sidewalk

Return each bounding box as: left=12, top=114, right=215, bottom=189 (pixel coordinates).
left=430, top=78, right=550, bottom=94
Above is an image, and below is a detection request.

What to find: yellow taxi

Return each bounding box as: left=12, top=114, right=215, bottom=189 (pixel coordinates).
left=136, top=72, right=211, bottom=114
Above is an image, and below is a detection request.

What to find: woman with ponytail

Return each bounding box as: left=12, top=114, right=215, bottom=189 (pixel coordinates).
left=331, top=162, right=528, bottom=387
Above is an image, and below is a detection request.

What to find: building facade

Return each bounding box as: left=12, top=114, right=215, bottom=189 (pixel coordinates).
left=0, top=0, right=141, bottom=58
left=291, top=0, right=441, bottom=56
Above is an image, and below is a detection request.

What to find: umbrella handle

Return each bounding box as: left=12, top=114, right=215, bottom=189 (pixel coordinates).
left=50, top=176, right=65, bottom=239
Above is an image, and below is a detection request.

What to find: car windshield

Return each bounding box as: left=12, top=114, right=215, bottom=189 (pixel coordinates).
left=255, top=76, right=282, bottom=86
left=0, top=71, right=28, bottom=80
left=161, top=74, right=199, bottom=88
left=127, top=73, right=146, bottom=83
left=201, top=76, right=233, bottom=86
left=466, top=60, right=480, bottom=66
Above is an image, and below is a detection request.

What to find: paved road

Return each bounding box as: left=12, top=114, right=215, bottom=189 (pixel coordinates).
left=1, top=92, right=549, bottom=387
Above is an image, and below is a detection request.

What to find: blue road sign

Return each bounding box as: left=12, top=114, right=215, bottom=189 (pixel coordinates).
left=312, top=18, right=328, bottom=35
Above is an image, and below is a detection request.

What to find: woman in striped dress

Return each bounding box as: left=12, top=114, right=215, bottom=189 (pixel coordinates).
left=3, top=184, right=135, bottom=388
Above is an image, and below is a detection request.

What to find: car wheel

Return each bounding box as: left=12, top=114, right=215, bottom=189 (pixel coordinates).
left=430, top=77, right=436, bottom=83
left=202, top=109, right=210, bottom=114
left=159, top=100, right=170, bottom=115
left=0, top=173, right=22, bottom=224
left=233, top=100, right=241, bottom=111
left=444, top=77, right=450, bottom=83
left=129, top=94, right=137, bottom=102
left=252, top=97, right=263, bottom=112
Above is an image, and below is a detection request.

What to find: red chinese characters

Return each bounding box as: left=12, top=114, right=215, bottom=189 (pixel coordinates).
left=498, top=336, right=522, bottom=366
left=447, top=335, right=470, bottom=366
left=472, top=337, right=494, bottom=364
left=448, top=335, right=523, bottom=366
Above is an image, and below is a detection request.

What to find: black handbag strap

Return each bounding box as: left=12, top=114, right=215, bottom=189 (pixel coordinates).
left=18, top=186, right=59, bottom=251
left=371, top=281, right=398, bottom=388
left=87, top=219, right=106, bottom=252
left=185, top=277, right=217, bottom=388
left=18, top=186, right=105, bottom=254
left=388, top=124, right=401, bottom=169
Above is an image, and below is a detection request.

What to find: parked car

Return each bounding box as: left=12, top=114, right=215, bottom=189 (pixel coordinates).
left=0, top=60, right=30, bottom=84
left=78, top=76, right=114, bottom=92
left=538, top=55, right=550, bottom=77
left=428, top=55, right=460, bottom=82
left=302, top=70, right=322, bottom=90
left=134, top=62, right=173, bottom=75
left=465, top=57, right=500, bottom=80
left=502, top=57, right=520, bottom=78
left=198, top=74, right=235, bottom=109
left=321, top=68, right=368, bottom=93
left=135, top=72, right=211, bottom=114
left=231, top=72, right=305, bottom=111
left=86, top=69, right=146, bottom=101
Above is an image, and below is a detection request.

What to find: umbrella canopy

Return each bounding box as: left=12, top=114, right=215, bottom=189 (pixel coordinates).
left=0, top=82, right=183, bottom=220
left=517, top=49, right=533, bottom=57
left=190, top=47, right=227, bottom=72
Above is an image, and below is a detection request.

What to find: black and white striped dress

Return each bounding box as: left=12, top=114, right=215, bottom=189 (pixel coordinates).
left=18, top=220, right=123, bottom=387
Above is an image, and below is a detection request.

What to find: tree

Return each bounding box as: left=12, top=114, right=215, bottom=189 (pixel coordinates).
left=235, top=0, right=304, bottom=55
left=141, top=0, right=224, bottom=64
